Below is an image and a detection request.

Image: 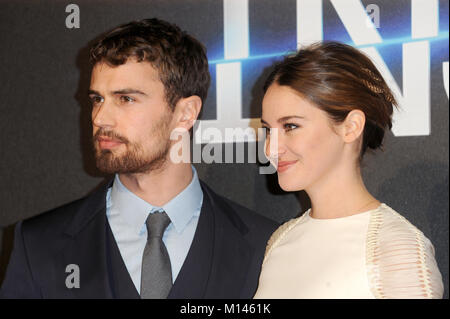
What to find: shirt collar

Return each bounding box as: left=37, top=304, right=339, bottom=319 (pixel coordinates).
left=108, top=166, right=203, bottom=235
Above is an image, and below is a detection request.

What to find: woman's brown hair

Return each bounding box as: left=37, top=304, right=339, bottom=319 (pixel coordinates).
left=264, top=41, right=398, bottom=161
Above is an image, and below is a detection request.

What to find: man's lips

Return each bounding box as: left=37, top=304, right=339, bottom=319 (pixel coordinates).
left=97, top=137, right=124, bottom=149
left=277, top=160, right=298, bottom=173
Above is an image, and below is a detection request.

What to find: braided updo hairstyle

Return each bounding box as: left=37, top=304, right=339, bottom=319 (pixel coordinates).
left=263, top=41, right=398, bottom=161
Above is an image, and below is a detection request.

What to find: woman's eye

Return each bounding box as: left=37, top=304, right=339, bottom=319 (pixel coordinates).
left=284, top=123, right=299, bottom=131
left=263, top=127, right=271, bottom=137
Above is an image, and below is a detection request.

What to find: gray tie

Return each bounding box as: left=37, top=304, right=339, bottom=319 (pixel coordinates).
left=140, top=210, right=172, bottom=299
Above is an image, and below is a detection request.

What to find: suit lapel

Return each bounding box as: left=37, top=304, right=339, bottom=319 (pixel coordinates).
left=58, top=207, right=113, bottom=298
left=167, top=187, right=214, bottom=298
left=168, top=182, right=253, bottom=298
left=202, top=183, right=253, bottom=298
left=57, top=178, right=137, bottom=298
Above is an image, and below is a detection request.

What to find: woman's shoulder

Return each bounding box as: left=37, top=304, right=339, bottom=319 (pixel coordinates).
left=366, top=203, right=444, bottom=298
left=262, top=213, right=306, bottom=264
left=371, top=203, right=426, bottom=234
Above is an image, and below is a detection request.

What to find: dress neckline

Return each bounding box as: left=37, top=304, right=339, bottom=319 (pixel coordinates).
left=304, top=203, right=386, bottom=222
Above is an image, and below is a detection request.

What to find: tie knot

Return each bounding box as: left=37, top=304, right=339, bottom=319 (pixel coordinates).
left=145, top=211, right=171, bottom=238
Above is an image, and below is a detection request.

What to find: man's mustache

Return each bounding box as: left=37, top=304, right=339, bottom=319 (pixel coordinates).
left=93, top=129, right=129, bottom=144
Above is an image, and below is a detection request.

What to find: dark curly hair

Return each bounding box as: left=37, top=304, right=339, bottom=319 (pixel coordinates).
left=264, top=41, right=398, bottom=161
left=90, top=18, right=210, bottom=110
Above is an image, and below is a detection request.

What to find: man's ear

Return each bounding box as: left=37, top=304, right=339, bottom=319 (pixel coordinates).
left=175, top=95, right=202, bottom=130
left=341, top=109, right=366, bottom=144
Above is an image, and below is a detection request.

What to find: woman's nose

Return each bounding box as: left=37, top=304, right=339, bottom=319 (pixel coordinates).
left=265, top=128, right=286, bottom=160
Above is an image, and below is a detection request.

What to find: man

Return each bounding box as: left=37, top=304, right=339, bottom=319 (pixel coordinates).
left=0, top=18, right=278, bottom=299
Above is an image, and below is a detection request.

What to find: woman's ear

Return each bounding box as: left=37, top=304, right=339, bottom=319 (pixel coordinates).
left=341, top=109, right=366, bottom=144
left=175, top=95, right=202, bottom=130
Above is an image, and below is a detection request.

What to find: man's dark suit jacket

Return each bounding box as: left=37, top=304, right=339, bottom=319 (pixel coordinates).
left=0, top=179, right=278, bottom=298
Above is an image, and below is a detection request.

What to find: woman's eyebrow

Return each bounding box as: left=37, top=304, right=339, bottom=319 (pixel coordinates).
left=261, top=116, right=305, bottom=126
left=277, top=115, right=305, bottom=123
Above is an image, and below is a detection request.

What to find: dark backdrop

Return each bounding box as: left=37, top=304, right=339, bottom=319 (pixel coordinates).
left=0, top=0, right=448, bottom=298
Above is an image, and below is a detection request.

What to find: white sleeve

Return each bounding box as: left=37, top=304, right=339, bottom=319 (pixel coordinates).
left=366, top=207, right=444, bottom=299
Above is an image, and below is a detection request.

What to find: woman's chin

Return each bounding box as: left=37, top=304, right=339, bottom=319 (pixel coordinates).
left=278, top=178, right=304, bottom=192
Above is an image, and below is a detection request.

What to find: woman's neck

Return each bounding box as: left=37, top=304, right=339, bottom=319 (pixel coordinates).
left=306, top=164, right=380, bottom=219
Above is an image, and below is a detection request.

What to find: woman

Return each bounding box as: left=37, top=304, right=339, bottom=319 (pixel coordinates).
left=254, top=42, right=444, bottom=299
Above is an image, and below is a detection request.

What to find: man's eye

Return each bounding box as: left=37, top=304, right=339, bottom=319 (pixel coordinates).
left=120, top=95, right=135, bottom=103
left=90, top=96, right=104, bottom=105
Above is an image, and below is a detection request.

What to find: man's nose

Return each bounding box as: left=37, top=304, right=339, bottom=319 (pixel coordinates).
left=92, top=100, right=116, bottom=128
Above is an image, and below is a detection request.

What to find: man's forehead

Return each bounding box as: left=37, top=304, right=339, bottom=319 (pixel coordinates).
left=90, top=60, right=162, bottom=93
left=91, top=59, right=160, bottom=81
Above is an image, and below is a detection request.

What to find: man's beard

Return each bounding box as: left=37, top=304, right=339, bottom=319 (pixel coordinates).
left=93, top=112, right=173, bottom=175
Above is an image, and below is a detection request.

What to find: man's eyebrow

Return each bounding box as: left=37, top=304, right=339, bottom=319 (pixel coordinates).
left=88, top=89, right=101, bottom=96
left=111, top=88, right=148, bottom=96
left=87, top=89, right=148, bottom=96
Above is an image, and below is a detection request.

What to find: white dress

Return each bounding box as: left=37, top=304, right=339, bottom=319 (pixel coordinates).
left=254, top=204, right=444, bottom=299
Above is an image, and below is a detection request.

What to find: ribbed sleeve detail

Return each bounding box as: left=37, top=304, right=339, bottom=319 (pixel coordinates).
left=366, top=206, right=444, bottom=299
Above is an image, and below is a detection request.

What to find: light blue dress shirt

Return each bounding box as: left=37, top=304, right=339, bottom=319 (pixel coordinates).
left=106, top=166, right=203, bottom=292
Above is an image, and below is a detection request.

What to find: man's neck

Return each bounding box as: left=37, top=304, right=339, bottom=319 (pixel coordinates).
left=118, top=162, right=194, bottom=207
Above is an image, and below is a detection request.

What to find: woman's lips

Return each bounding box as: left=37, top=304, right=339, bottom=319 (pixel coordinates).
left=277, top=160, right=298, bottom=173
left=97, top=137, right=123, bottom=149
